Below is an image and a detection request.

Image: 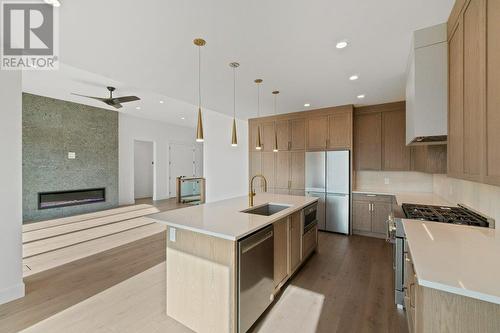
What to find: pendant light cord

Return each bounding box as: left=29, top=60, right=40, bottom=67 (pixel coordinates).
left=198, top=46, right=201, bottom=108
left=233, top=67, right=236, bottom=119
left=257, top=84, right=260, bottom=117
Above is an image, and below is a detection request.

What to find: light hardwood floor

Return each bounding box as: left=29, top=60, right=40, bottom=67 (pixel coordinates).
left=1, top=232, right=408, bottom=333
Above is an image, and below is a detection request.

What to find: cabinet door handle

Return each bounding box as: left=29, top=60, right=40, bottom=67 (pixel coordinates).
left=409, top=283, right=415, bottom=308
left=288, top=141, right=291, bottom=150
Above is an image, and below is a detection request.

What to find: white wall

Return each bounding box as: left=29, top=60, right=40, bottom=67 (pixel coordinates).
left=134, top=140, right=154, bottom=199
left=433, top=174, right=500, bottom=224
left=119, top=114, right=195, bottom=205
left=0, top=70, right=25, bottom=304
left=202, top=109, right=248, bottom=202
left=355, top=171, right=434, bottom=193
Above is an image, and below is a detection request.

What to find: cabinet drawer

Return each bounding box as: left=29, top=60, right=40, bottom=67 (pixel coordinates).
left=302, top=225, right=317, bottom=259
left=353, top=193, right=393, bottom=203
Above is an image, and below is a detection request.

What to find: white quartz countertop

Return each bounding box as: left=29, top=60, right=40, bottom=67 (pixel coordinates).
left=353, top=189, right=452, bottom=206
left=403, top=219, right=500, bottom=304
left=149, top=193, right=318, bottom=241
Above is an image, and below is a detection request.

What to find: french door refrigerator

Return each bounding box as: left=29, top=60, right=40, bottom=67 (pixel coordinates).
left=305, top=150, right=350, bottom=234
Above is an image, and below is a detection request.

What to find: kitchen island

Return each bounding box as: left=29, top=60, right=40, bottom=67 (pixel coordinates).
left=149, top=193, right=318, bottom=333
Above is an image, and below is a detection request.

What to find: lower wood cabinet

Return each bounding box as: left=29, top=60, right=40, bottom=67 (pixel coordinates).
left=352, top=193, right=393, bottom=238
left=273, top=218, right=288, bottom=288
left=289, top=211, right=302, bottom=273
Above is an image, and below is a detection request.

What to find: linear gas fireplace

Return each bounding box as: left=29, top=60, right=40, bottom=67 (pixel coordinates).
left=38, top=188, right=106, bottom=210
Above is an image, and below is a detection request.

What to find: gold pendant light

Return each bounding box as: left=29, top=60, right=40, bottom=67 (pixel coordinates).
left=229, top=62, right=240, bottom=147
left=272, top=90, right=280, bottom=152
left=254, top=79, right=263, bottom=150
left=194, top=38, right=206, bottom=142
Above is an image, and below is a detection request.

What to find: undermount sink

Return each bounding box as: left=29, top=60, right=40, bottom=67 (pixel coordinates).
left=241, top=203, right=291, bottom=216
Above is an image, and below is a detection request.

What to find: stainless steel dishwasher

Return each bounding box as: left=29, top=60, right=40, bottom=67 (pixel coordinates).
left=238, top=225, right=274, bottom=333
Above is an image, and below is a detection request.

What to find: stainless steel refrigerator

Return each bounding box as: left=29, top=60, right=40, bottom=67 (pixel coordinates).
left=305, top=150, right=350, bottom=234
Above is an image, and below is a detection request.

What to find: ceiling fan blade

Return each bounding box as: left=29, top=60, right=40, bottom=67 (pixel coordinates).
left=104, top=100, right=123, bottom=109
left=71, top=93, right=107, bottom=102
left=111, top=96, right=141, bottom=104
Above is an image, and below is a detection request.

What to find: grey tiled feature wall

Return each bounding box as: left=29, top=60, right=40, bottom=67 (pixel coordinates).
left=22, top=93, right=119, bottom=223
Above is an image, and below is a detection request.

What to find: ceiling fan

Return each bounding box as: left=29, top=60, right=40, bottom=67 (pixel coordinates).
left=72, top=86, right=140, bottom=109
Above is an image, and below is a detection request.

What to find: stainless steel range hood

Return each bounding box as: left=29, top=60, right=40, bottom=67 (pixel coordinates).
left=405, top=23, right=448, bottom=145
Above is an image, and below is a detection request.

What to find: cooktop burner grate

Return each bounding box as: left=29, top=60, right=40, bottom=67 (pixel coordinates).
left=401, top=204, right=489, bottom=227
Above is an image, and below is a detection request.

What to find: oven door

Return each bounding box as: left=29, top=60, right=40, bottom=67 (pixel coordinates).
left=303, top=203, right=318, bottom=233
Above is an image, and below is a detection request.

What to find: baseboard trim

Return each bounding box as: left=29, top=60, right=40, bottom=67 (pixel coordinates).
left=0, top=282, right=25, bottom=305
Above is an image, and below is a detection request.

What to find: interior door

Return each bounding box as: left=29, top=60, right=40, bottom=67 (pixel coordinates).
left=325, top=193, right=349, bottom=234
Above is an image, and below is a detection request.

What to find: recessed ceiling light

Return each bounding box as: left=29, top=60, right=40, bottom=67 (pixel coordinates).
left=357, top=94, right=365, bottom=99
left=336, top=40, right=348, bottom=49
left=181, top=117, right=185, bottom=120
left=159, top=100, right=164, bottom=104
left=304, top=103, right=311, bottom=107
left=135, top=106, right=141, bottom=110
left=349, top=75, right=359, bottom=81
left=44, top=0, right=61, bottom=7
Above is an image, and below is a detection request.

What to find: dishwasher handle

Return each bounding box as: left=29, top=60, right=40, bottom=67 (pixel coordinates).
left=241, top=230, right=274, bottom=254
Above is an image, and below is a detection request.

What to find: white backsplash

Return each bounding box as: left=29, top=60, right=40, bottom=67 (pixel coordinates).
left=433, top=174, right=500, bottom=224
left=354, top=171, right=434, bottom=193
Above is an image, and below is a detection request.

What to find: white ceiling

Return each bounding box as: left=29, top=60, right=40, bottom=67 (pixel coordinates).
left=24, top=0, right=454, bottom=124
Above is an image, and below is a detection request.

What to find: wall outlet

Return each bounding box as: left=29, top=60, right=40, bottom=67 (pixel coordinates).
left=169, top=227, right=176, bottom=242
left=68, top=152, right=76, bottom=159
left=384, top=178, right=390, bottom=185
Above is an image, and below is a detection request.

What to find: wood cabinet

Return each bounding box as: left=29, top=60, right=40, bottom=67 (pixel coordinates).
left=275, top=120, right=289, bottom=152
left=352, top=193, right=393, bottom=238
left=485, top=0, right=500, bottom=184
left=382, top=110, right=411, bottom=171
left=261, top=122, right=276, bottom=152
left=447, top=0, right=500, bottom=186
left=273, top=218, right=288, bottom=288
left=289, top=119, right=305, bottom=150
left=289, top=211, right=302, bottom=273
left=306, top=116, right=328, bottom=150
left=354, top=102, right=444, bottom=173
left=249, top=105, right=352, bottom=193
left=354, top=112, right=382, bottom=170
left=448, top=16, right=464, bottom=177
left=328, top=111, right=353, bottom=149
left=290, top=151, right=305, bottom=190
left=404, top=246, right=500, bottom=333
left=302, top=224, right=317, bottom=259
left=411, top=145, right=447, bottom=174
left=261, top=152, right=275, bottom=189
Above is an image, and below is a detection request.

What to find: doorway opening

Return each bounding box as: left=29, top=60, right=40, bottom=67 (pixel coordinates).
left=134, top=140, right=154, bottom=200
left=169, top=143, right=203, bottom=198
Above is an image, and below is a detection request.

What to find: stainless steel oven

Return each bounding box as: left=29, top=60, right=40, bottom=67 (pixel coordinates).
left=303, top=202, right=318, bottom=233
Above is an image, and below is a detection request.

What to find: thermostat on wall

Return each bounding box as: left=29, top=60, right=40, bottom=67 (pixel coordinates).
left=68, top=152, right=76, bottom=159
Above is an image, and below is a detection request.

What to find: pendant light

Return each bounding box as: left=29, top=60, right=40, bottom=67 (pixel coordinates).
left=194, top=38, right=206, bottom=142
left=272, top=90, right=280, bottom=152
left=229, top=62, right=240, bottom=147
left=254, top=79, right=263, bottom=150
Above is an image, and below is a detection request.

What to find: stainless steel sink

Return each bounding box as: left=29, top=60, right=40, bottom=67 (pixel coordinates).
left=241, top=203, right=291, bottom=216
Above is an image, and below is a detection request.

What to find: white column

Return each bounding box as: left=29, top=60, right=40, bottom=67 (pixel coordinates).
left=0, top=69, right=25, bottom=304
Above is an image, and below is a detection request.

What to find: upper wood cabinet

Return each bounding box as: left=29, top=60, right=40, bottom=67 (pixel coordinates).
left=447, top=0, right=499, bottom=186
left=486, top=0, right=500, bottom=184
left=275, top=120, right=289, bottom=152
left=328, top=111, right=353, bottom=149
left=448, top=17, right=464, bottom=177
left=382, top=110, right=411, bottom=171
left=354, top=112, right=382, bottom=170
left=275, top=151, right=291, bottom=189
left=261, top=152, right=276, bottom=189
left=261, top=122, right=276, bottom=152
left=289, top=119, right=305, bottom=150
left=412, top=145, right=447, bottom=174
left=306, top=116, right=328, bottom=150
left=290, top=151, right=305, bottom=190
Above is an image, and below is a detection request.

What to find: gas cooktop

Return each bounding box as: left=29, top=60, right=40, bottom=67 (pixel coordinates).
left=401, top=203, right=490, bottom=228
